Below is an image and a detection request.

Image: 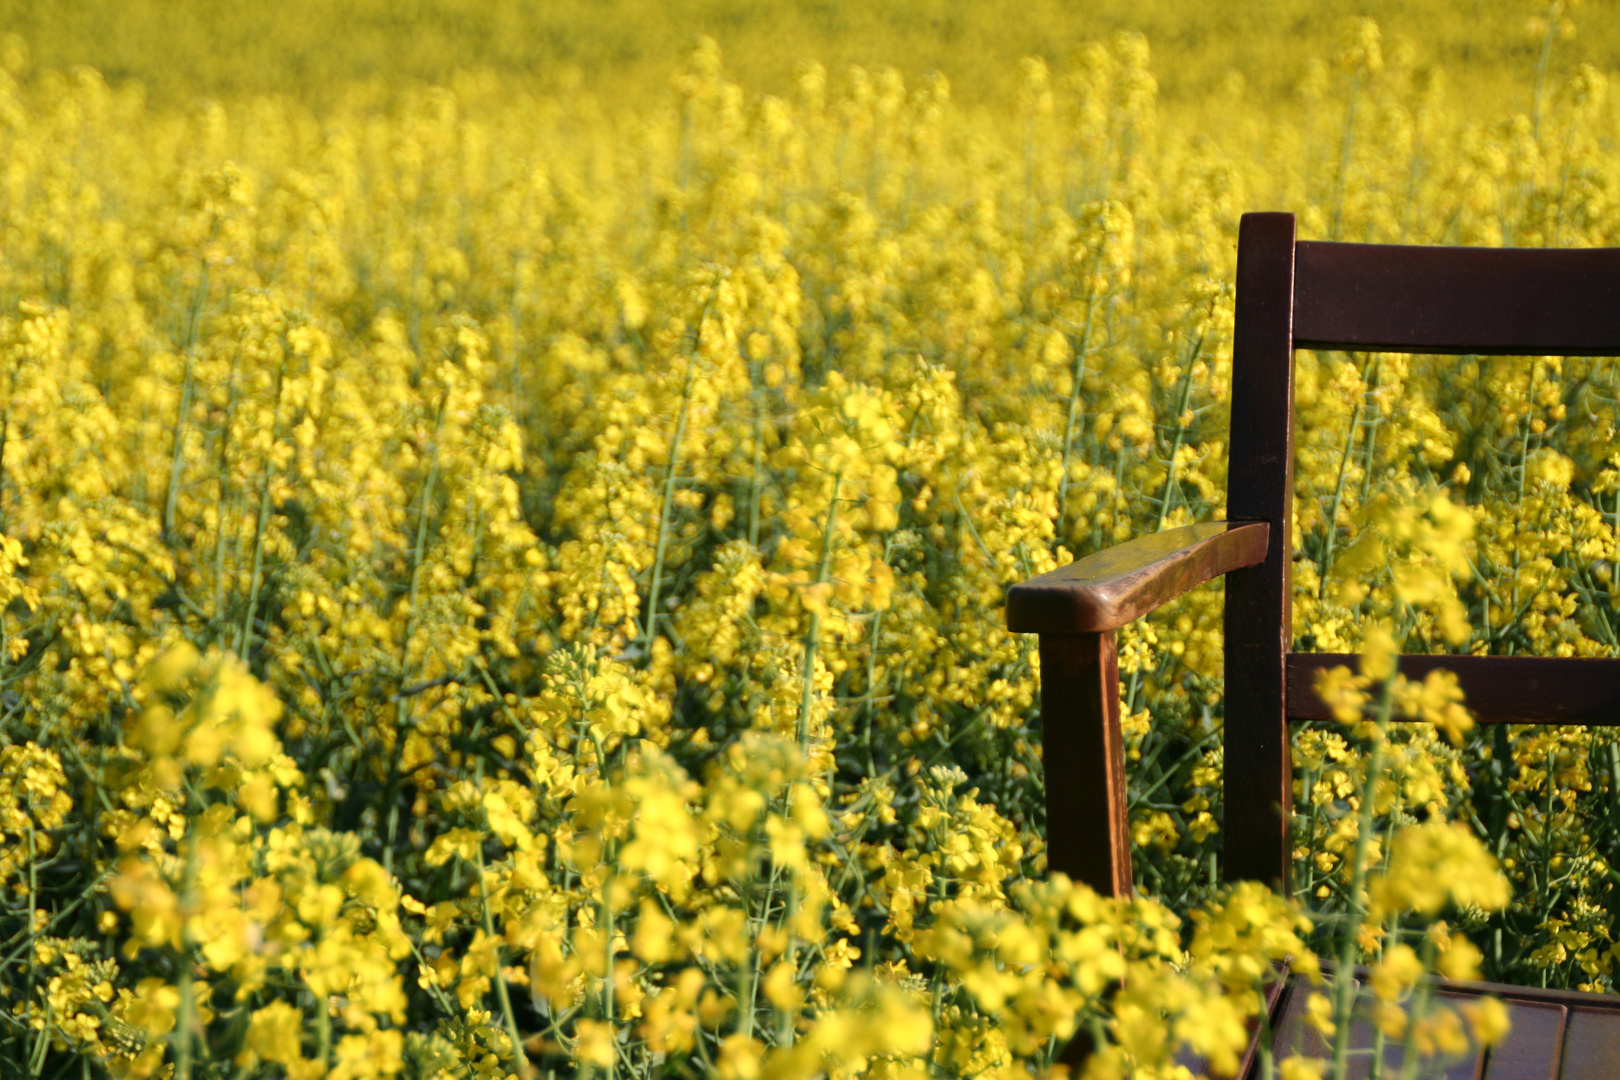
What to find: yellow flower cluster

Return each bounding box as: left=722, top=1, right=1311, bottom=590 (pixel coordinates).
left=1300, top=630, right=1517, bottom=1080
left=0, top=5, right=1612, bottom=1077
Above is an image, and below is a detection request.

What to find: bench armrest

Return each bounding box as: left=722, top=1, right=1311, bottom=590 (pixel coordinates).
left=1004, top=520, right=1270, bottom=901
left=1006, top=521, right=1270, bottom=634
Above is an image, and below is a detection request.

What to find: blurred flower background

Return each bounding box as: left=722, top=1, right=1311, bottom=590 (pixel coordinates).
left=0, top=1, right=1611, bottom=1077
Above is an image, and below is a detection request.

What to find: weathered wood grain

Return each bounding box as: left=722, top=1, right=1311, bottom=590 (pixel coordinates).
left=1037, top=631, right=1131, bottom=898
left=1005, top=521, right=1269, bottom=634
left=1269, top=979, right=1341, bottom=1062
left=1481, top=1001, right=1565, bottom=1080
left=1223, top=211, right=1298, bottom=891
left=1294, top=240, right=1620, bottom=356
left=1558, top=1008, right=1620, bottom=1080
left=1177, top=975, right=1289, bottom=1078
left=1286, top=653, right=1620, bottom=725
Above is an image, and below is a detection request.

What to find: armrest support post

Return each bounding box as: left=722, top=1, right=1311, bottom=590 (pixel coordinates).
left=1038, top=631, right=1131, bottom=899
left=1008, top=520, right=1269, bottom=898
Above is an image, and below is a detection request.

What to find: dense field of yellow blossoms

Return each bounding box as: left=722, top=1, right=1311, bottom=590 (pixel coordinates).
left=9, top=0, right=1620, bottom=111
left=0, top=4, right=1616, bottom=1078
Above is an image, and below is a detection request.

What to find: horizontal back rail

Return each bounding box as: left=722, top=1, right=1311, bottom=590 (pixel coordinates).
left=1287, top=652, right=1620, bottom=724
left=1293, top=240, right=1620, bottom=355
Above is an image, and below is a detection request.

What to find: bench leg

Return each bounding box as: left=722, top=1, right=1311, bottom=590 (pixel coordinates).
left=1037, top=630, right=1131, bottom=899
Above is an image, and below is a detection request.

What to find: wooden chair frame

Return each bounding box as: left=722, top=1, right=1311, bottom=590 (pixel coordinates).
left=1008, top=211, right=1620, bottom=899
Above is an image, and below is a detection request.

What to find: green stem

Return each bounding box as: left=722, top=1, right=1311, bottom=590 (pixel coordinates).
left=1357, top=360, right=1384, bottom=504
left=478, top=841, right=532, bottom=1075
left=314, top=992, right=331, bottom=1069
left=1318, top=361, right=1368, bottom=596
left=1532, top=9, right=1557, bottom=140
left=799, top=471, right=844, bottom=748
left=164, top=350, right=198, bottom=544
left=748, top=358, right=769, bottom=550
left=1154, top=326, right=1205, bottom=532
left=212, top=345, right=243, bottom=622
left=1395, top=937, right=1439, bottom=1080
left=25, top=824, right=44, bottom=1076
left=164, top=256, right=211, bottom=542
left=237, top=355, right=287, bottom=657
left=593, top=852, right=618, bottom=1080
left=174, top=824, right=200, bottom=1080
left=384, top=390, right=450, bottom=876
left=1331, top=679, right=1395, bottom=1077
left=645, top=350, right=700, bottom=649
left=1056, top=292, right=1099, bottom=534
left=778, top=869, right=799, bottom=1047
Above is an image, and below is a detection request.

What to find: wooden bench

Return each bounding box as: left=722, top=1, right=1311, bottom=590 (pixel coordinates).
left=1007, top=212, right=1620, bottom=1077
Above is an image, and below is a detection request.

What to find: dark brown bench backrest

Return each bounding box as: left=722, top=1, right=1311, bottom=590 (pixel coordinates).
left=1222, top=213, right=1620, bottom=888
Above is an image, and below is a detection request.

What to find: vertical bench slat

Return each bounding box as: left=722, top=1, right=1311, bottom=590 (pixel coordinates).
left=1481, top=1001, right=1565, bottom=1080
left=1558, top=1009, right=1620, bottom=1080
left=1224, top=211, right=1298, bottom=890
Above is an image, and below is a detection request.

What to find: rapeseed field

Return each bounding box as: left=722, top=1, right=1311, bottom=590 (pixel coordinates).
left=0, top=2, right=1613, bottom=1077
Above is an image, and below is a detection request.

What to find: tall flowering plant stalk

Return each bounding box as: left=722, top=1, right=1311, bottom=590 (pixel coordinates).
left=0, top=14, right=1605, bottom=1078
